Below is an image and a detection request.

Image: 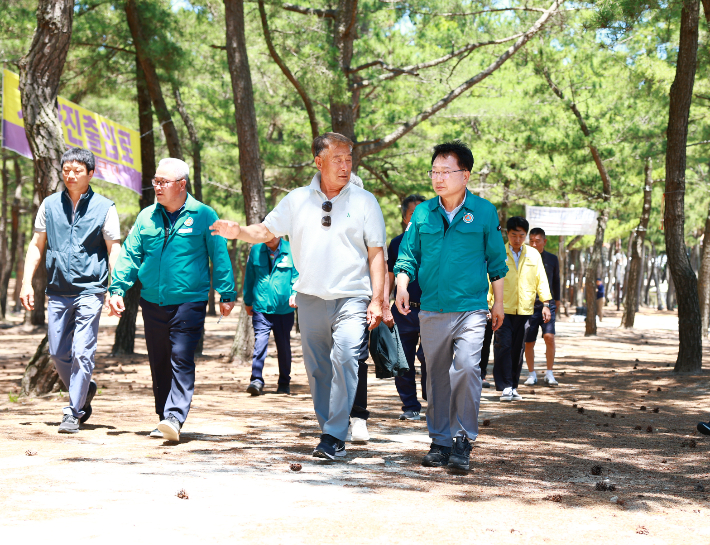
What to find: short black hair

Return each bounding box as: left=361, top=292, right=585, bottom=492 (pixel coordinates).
left=529, top=227, right=546, bottom=238
left=431, top=140, right=474, bottom=172
left=506, top=216, right=529, bottom=233
left=401, top=194, right=426, bottom=216
left=62, top=148, right=95, bottom=173
left=311, top=132, right=353, bottom=158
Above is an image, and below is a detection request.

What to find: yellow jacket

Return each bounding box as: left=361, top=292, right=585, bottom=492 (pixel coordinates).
left=496, top=243, right=552, bottom=315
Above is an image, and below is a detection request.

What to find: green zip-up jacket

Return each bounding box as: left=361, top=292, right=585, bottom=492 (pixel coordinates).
left=393, top=190, right=508, bottom=313
left=109, top=193, right=236, bottom=306
left=243, top=240, right=298, bottom=315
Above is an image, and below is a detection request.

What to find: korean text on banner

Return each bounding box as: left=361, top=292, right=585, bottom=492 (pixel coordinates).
left=2, top=69, right=142, bottom=195
left=525, top=205, right=598, bottom=236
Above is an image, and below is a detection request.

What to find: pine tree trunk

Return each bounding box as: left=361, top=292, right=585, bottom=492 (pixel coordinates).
left=697, top=195, right=710, bottom=334
left=125, top=0, right=183, bottom=161
left=3, top=161, right=22, bottom=316
left=173, top=85, right=202, bottom=201
left=21, top=334, right=65, bottom=396
left=14, top=228, right=26, bottom=313
left=0, top=155, right=10, bottom=319
left=18, top=0, right=74, bottom=326
left=585, top=211, right=607, bottom=336
left=623, top=158, right=654, bottom=327
left=112, top=58, right=156, bottom=355
left=664, top=0, right=703, bottom=372
left=558, top=235, right=566, bottom=315
left=224, top=0, right=267, bottom=363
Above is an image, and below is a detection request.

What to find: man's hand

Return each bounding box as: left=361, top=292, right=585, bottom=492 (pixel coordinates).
left=491, top=301, right=505, bottom=332
left=542, top=305, right=551, bottom=323
left=395, top=273, right=411, bottom=315
left=220, top=301, right=235, bottom=317
left=245, top=304, right=254, bottom=316
left=20, top=283, right=34, bottom=311
left=209, top=219, right=241, bottom=240
left=367, top=299, right=383, bottom=330
left=108, top=294, right=125, bottom=317
left=289, top=294, right=297, bottom=308
left=383, top=304, right=394, bottom=328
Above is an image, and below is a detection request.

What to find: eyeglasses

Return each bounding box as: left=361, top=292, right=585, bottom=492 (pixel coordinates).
left=427, top=170, right=466, bottom=180
left=322, top=201, right=332, bottom=227
left=151, top=177, right=183, bottom=187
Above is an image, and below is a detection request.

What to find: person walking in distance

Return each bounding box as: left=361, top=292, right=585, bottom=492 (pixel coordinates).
left=210, top=132, right=387, bottom=461
left=523, top=227, right=561, bottom=387
left=20, top=148, right=122, bottom=433
left=243, top=235, right=299, bottom=396
left=493, top=217, right=552, bottom=403
left=395, top=141, right=508, bottom=471
left=596, top=278, right=605, bottom=321
left=388, top=194, right=428, bottom=421
left=108, top=158, right=236, bottom=442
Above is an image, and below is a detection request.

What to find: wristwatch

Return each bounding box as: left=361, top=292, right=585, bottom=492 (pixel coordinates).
left=221, top=298, right=233, bottom=303
left=543, top=302, right=550, bottom=307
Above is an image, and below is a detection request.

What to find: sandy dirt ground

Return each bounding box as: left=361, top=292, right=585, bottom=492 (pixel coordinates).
left=1, top=305, right=709, bottom=544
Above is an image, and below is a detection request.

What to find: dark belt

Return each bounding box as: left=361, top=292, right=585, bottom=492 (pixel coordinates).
left=409, top=302, right=421, bottom=308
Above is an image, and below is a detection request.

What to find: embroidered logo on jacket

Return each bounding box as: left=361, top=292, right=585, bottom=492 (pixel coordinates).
left=184, top=217, right=194, bottom=227
left=463, top=213, right=474, bottom=223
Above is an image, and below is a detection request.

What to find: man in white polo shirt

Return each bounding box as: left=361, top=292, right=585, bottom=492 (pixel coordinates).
left=210, top=132, right=387, bottom=460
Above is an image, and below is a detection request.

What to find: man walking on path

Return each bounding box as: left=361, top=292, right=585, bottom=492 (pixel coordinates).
left=388, top=194, right=428, bottom=421
left=596, top=278, right=605, bottom=321
left=395, top=141, right=508, bottom=471
left=20, top=148, right=122, bottom=433
left=210, top=132, right=387, bottom=461
left=243, top=236, right=298, bottom=396
left=108, top=158, right=235, bottom=442
left=523, top=227, right=561, bottom=387
left=493, top=217, right=552, bottom=403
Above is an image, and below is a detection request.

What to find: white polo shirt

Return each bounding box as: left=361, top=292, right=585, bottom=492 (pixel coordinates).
left=264, top=172, right=387, bottom=300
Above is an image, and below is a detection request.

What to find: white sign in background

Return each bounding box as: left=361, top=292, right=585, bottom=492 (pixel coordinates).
left=525, top=206, right=598, bottom=236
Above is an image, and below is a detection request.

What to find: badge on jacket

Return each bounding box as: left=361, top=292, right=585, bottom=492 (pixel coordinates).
left=184, top=217, right=194, bottom=227
left=463, top=213, right=474, bottom=223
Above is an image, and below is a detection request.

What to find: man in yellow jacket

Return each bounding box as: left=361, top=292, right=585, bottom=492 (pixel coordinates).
left=493, top=217, right=552, bottom=402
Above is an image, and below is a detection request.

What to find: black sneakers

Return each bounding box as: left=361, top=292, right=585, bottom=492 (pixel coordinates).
left=276, top=384, right=290, bottom=395
left=58, top=414, right=80, bottom=434
left=80, top=380, right=98, bottom=424
left=422, top=442, right=452, bottom=467
left=449, top=436, right=472, bottom=470
left=313, top=434, right=340, bottom=460
left=399, top=410, right=421, bottom=421
left=698, top=422, right=710, bottom=436
left=247, top=380, right=264, bottom=396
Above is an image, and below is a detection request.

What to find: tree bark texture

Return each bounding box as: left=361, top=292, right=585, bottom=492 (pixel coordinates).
left=21, top=334, right=65, bottom=396
left=18, top=0, right=74, bottom=326
left=664, top=0, right=703, bottom=372
left=125, top=0, right=183, bottom=161
left=697, top=194, right=710, bottom=334
left=112, top=58, right=156, bottom=355
left=173, top=85, right=202, bottom=201
left=623, top=158, right=653, bottom=328
left=0, top=157, right=22, bottom=319
left=0, top=156, right=10, bottom=319
left=224, top=0, right=266, bottom=362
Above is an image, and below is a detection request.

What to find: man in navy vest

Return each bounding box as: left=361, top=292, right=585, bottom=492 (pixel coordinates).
left=20, top=148, right=122, bottom=433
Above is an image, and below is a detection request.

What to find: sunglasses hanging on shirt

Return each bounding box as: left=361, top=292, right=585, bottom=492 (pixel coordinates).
left=322, top=200, right=332, bottom=227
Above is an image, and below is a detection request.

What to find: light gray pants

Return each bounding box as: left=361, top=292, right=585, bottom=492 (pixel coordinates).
left=296, top=294, right=369, bottom=441
left=419, top=310, right=487, bottom=446
left=47, top=293, right=104, bottom=419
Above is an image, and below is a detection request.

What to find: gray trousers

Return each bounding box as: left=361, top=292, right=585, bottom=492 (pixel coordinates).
left=296, top=293, right=369, bottom=441
left=47, top=293, right=104, bottom=419
left=419, top=310, right=487, bottom=446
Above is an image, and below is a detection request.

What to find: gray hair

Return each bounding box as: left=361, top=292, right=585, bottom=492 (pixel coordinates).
left=158, top=158, right=190, bottom=183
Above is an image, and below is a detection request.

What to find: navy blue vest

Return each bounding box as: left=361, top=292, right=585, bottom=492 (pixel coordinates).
left=44, top=187, right=114, bottom=296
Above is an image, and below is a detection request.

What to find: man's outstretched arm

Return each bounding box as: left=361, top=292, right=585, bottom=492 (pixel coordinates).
left=209, top=220, right=275, bottom=244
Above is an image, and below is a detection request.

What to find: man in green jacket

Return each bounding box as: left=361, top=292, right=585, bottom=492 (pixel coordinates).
left=108, top=158, right=235, bottom=442
left=243, top=236, right=299, bottom=396
left=394, top=141, right=508, bottom=471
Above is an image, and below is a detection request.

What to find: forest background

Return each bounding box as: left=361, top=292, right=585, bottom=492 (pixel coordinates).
left=1, top=0, right=709, bottom=380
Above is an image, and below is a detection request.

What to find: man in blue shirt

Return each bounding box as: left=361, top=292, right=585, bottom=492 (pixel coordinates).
left=388, top=194, right=428, bottom=421
left=243, top=236, right=299, bottom=395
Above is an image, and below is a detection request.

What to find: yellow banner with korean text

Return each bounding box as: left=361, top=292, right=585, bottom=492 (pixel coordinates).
left=2, top=69, right=142, bottom=195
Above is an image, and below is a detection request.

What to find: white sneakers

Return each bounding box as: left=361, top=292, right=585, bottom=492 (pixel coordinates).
left=524, top=373, right=538, bottom=386
left=500, top=387, right=523, bottom=402
left=544, top=371, right=559, bottom=387
left=347, top=417, right=370, bottom=442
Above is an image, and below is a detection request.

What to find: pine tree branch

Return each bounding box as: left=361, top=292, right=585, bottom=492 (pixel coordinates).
left=282, top=3, right=335, bottom=18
